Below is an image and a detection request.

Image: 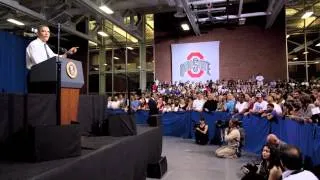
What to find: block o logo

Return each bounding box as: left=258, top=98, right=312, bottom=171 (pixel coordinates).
left=180, top=52, right=210, bottom=78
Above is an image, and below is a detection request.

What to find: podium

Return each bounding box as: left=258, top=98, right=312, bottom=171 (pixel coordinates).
left=29, top=57, right=84, bottom=125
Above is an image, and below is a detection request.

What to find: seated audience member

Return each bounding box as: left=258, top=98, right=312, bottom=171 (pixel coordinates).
left=215, top=119, right=241, bottom=158
left=266, top=134, right=286, bottom=150
left=203, top=93, right=218, bottom=112
left=241, top=144, right=279, bottom=180
left=261, top=104, right=278, bottom=121
left=268, top=144, right=318, bottom=180
left=195, top=118, right=209, bottom=145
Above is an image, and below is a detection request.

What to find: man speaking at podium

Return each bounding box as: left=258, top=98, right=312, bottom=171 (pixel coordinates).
left=26, top=25, right=78, bottom=70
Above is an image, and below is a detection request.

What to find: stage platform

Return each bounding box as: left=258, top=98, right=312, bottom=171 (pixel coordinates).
left=0, top=125, right=162, bottom=180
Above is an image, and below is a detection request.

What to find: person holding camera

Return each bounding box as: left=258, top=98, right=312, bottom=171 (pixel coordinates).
left=215, top=119, right=241, bottom=158
left=268, top=144, right=318, bottom=180
left=195, top=118, right=209, bottom=145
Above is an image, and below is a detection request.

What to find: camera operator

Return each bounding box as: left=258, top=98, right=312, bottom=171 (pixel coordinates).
left=268, top=144, right=318, bottom=180
left=195, top=118, right=209, bottom=145
left=215, top=119, right=240, bottom=158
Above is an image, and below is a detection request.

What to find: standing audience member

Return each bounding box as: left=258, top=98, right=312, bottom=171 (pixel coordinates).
left=203, top=93, right=218, bottom=112
left=192, top=93, right=206, bottom=112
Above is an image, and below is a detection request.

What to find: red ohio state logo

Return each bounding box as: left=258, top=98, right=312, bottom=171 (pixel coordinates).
left=180, top=52, right=211, bottom=78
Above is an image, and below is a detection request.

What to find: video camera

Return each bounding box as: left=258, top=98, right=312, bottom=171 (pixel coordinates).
left=215, top=120, right=243, bottom=129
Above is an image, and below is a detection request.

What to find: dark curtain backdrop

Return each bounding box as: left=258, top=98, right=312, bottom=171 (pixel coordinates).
left=0, top=31, right=29, bottom=93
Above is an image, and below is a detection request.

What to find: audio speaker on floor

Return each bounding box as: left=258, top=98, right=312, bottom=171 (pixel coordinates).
left=148, top=114, right=161, bottom=127
left=147, top=156, right=167, bottom=179
left=3, top=125, right=81, bottom=162
left=107, top=114, right=137, bottom=137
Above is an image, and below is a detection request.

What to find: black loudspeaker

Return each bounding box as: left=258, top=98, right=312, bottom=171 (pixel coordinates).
left=148, top=114, right=161, bottom=127
left=147, top=156, right=167, bottom=179
left=107, top=114, right=137, bottom=137
left=3, top=125, right=81, bottom=162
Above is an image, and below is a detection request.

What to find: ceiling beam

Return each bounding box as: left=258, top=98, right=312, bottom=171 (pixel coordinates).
left=74, top=0, right=142, bottom=41
left=265, top=0, right=285, bottom=28
left=0, top=0, right=99, bottom=44
left=288, top=39, right=320, bottom=54
left=198, top=12, right=269, bottom=22
left=180, top=0, right=201, bottom=36
left=238, top=0, right=243, bottom=18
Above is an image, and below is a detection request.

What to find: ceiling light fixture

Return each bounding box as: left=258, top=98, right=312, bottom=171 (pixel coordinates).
left=301, top=11, right=313, bottom=19
left=89, top=41, right=97, bottom=46
left=7, top=18, right=25, bottom=26
left=127, top=47, right=134, bottom=50
left=316, top=43, right=320, bottom=47
left=293, top=57, right=298, bottom=60
left=97, top=31, right=108, bottom=37
left=286, top=35, right=290, bottom=38
left=181, top=23, right=190, bottom=31
left=99, top=5, right=114, bottom=14
left=303, top=51, right=309, bottom=54
left=113, top=57, right=120, bottom=60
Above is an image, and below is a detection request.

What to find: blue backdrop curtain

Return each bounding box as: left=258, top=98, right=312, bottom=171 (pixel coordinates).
left=0, top=31, right=29, bottom=94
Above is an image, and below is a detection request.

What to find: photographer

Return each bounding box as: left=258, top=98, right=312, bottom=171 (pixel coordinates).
left=215, top=119, right=240, bottom=158
left=195, top=118, right=209, bottom=145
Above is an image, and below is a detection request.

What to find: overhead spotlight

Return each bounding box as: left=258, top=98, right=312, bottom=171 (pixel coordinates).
left=97, top=31, right=108, bottom=37
left=301, top=11, right=313, bottom=19
left=99, top=5, right=114, bottom=14
left=31, top=27, right=38, bottom=33
left=303, top=51, right=309, bottom=54
left=104, top=63, right=108, bottom=66
left=316, top=43, right=320, bottom=47
left=293, top=57, right=298, bottom=60
left=286, top=35, right=290, bottom=38
left=7, top=18, right=25, bottom=26
left=127, top=47, right=134, bottom=50
left=113, top=56, right=120, bottom=60
left=181, top=23, right=190, bottom=31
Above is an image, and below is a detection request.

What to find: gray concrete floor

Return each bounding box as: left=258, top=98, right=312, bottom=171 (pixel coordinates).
left=148, top=136, right=258, bottom=180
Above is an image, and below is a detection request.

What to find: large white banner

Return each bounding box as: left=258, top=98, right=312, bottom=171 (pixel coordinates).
left=171, top=41, right=219, bottom=82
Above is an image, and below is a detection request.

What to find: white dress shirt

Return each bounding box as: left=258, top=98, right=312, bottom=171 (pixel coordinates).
left=235, top=101, right=248, bottom=113
left=26, top=38, right=57, bottom=69
left=282, top=170, right=318, bottom=180
left=192, top=99, right=206, bottom=111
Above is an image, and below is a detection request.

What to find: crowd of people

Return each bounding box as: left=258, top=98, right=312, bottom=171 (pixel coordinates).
left=106, top=77, right=320, bottom=179
left=107, top=78, right=320, bottom=124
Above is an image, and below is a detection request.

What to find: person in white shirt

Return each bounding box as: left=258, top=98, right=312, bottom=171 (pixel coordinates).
left=256, top=73, right=264, bottom=87
left=192, top=93, right=206, bottom=112
left=250, top=93, right=268, bottom=114
left=235, top=94, right=249, bottom=114
left=26, top=25, right=78, bottom=69
left=266, top=96, right=282, bottom=115
left=268, top=144, right=318, bottom=180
